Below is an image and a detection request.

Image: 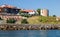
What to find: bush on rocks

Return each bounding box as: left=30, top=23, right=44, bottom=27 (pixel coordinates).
left=6, top=18, right=16, bottom=23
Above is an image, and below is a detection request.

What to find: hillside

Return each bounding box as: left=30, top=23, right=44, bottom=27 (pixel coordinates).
left=27, top=16, right=60, bottom=24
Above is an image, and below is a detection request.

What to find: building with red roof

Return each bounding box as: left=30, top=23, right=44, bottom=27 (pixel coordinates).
left=0, top=4, right=21, bottom=15
left=0, top=4, right=22, bottom=20
left=20, top=10, right=36, bottom=15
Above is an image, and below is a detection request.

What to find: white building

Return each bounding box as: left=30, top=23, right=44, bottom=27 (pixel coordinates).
left=21, top=10, right=36, bottom=15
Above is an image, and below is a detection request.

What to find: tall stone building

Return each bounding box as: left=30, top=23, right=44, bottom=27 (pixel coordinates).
left=41, top=9, right=49, bottom=16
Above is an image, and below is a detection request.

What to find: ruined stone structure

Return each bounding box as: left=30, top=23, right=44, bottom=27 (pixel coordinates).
left=41, top=9, right=49, bottom=16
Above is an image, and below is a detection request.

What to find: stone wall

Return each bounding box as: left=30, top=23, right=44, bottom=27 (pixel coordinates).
left=0, top=24, right=60, bottom=30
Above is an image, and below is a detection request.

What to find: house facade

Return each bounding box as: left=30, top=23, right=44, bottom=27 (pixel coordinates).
left=0, top=4, right=22, bottom=20
left=0, top=4, right=20, bottom=15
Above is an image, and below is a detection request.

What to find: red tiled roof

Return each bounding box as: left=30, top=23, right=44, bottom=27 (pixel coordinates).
left=0, top=4, right=16, bottom=8
left=21, top=10, right=34, bottom=12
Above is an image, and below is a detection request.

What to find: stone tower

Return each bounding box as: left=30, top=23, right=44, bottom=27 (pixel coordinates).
left=41, top=9, right=49, bottom=16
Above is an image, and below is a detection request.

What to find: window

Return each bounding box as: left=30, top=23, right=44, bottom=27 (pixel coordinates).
left=4, top=8, right=7, bottom=12
left=16, top=10, right=18, bottom=11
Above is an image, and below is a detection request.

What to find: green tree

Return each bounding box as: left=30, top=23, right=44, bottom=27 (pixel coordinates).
left=53, top=15, right=56, bottom=17
left=6, top=18, right=16, bottom=23
left=21, top=19, right=28, bottom=24
left=37, top=9, right=41, bottom=15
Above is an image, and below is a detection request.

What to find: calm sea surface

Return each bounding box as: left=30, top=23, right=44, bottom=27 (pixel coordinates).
left=0, top=30, right=60, bottom=37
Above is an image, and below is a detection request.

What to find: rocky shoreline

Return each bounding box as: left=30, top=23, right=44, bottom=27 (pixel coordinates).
left=0, top=24, right=60, bottom=30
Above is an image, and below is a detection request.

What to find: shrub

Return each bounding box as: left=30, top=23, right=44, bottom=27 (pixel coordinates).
left=53, top=15, right=56, bottom=17
left=6, top=18, right=16, bottom=23
left=20, top=13, right=30, bottom=17
left=21, top=19, right=28, bottom=24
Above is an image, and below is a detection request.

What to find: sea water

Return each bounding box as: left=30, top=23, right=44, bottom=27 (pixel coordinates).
left=0, top=30, right=60, bottom=37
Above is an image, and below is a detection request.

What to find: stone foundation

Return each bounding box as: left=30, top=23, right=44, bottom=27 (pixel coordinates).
left=0, top=24, right=60, bottom=30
